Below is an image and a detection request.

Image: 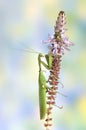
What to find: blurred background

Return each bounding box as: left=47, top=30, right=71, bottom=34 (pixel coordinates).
left=0, top=0, right=86, bottom=130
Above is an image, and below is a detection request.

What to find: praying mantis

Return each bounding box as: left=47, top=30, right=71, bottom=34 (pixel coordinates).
left=16, top=47, right=54, bottom=119
left=33, top=51, right=65, bottom=120
left=38, top=53, right=53, bottom=119
left=16, top=47, right=66, bottom=121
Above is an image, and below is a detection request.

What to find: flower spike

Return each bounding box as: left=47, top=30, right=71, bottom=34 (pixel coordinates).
left=42, top=11, right=74, bottom=130
left=43, top=11, right=74, bottom=55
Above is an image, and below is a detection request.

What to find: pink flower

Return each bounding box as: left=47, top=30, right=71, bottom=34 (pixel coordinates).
left=42, top=11, right=74, bottom=55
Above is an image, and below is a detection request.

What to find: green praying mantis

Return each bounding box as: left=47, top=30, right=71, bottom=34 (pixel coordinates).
left=15, top=47, right=66, bottom=120
left=15, top=47, right=53, bottom=119
left=38, top=53, right=53, bottom=119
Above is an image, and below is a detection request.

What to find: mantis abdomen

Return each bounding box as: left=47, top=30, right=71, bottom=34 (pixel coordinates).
left=39, top=70, right=47, bottom=120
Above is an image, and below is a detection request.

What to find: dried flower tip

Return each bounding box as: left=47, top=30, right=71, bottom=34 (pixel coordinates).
left=54, top=11, right=66, bottom=33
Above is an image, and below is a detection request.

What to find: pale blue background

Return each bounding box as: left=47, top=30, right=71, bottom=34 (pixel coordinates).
left=0, top=0, right=86, bottom=130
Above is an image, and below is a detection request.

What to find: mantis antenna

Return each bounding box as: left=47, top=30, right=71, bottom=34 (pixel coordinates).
left=11, top=41, right=41, bottom=54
